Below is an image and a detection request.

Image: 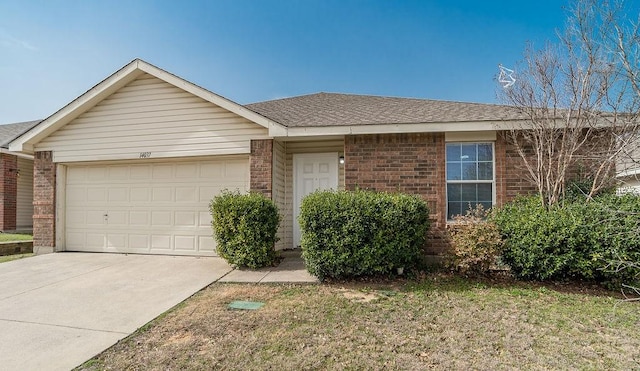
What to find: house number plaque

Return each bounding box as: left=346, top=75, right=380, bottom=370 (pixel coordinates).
left=139, top=152, right=151, bottom=158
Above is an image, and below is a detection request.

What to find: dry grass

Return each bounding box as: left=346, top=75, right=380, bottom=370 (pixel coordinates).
left=79, top=277, right=639, bottom=370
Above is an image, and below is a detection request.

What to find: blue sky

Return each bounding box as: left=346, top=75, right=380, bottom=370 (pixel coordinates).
left=0, top=0, right=570, bottom=124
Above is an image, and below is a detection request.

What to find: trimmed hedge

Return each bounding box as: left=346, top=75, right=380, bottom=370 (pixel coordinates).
left=299, top=190, right=430, bottom=280
left=493, top=194, right=640, bottom=287
left=210, top=190, right=280, bottom=269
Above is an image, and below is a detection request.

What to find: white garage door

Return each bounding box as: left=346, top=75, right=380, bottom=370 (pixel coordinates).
left=64, top=157, right=248, bottom=256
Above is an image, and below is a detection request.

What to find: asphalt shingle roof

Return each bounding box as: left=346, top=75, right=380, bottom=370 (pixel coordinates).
left=246, top=92, right=525, bottom=128
left=0, top=120, right=41, bottom=148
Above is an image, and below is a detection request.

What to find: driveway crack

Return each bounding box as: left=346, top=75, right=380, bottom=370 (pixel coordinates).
left=0, top=318, right=129, bottom=335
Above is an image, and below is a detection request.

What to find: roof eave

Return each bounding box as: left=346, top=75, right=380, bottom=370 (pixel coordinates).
left=278, top=120, right=520, bottom=137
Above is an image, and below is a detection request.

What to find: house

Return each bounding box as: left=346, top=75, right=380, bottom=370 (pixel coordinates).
left=9, top=59, right=537, bottom=256
left=0, top=120, right=39, bottom=232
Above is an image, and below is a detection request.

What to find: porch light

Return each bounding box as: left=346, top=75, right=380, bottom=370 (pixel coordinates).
left=339, top=156, right=345, bottom=165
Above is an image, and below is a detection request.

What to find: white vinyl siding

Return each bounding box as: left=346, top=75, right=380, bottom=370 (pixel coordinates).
left=272, top=140, right=286, bottom=250
left=35, top=74, right=268, bottom=163
left=281, top=139, right=345, bottom=248
left=16, top=157, right=33, bottom=229
left=64, top=157, right=248, bottom=256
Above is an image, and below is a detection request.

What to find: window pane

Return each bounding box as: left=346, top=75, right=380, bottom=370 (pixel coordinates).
left=480, top=202, right=493, bottom=212
left=446, top=144, right=461, bottom=161
left=448, top=202, right=462, bottom=220
left=461, top=184, right=476, bottom=202
left=478, top=144, right=493, bottom=161
left=446, top=163, right=461, bottom=180
left=461, top=144, right=477, bottom=162
left=447, top=184, right=461, bottom=202
left=461, top=163, right=477, bottom=180
left=477, top=183, right=492, bottom=201
left=478, top=162, right=493, bottom=180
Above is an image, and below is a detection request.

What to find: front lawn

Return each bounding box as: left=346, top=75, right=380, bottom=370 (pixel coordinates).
left=78, top=276, right=639, bottom=370
left=0, top=233, right=32, bottom=242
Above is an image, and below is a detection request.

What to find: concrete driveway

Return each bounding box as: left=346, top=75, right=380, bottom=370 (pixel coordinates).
left=0, top=252, right=232, bottom=371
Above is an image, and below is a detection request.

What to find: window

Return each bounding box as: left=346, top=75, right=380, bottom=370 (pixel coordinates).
left=446, top=142, right=494, bottom=220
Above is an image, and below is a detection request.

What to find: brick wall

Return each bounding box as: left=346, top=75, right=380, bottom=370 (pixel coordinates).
left=33, top=151, right=56, bottom=253
left=495, top=132, right=538, bottom=206
left=344, top=133, right=448, bottom=254
left=250, top=139, right=273, bottom=199
left=0, top=154, right=17, bottom=230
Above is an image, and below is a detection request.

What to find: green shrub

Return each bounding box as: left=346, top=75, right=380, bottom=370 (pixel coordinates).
left=446, top=205, right=504, bottom=276
left=493, top=194, right=640, bottom=287
left=210, top=190, right=280, bottom=269
left=299, top=190, right=430, bottom=280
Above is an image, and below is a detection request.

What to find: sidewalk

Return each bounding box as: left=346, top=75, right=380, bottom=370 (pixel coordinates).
left=218, top=249, right=318, bottom=283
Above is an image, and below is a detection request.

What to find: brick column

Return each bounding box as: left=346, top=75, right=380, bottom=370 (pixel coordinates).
left=33, top=151, right=56, bottom=254
left=0, top=154, right=18, bottom=231
left=249, top=139, right=273, bottom=199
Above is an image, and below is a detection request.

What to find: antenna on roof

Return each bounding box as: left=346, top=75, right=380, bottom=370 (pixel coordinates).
left=498, top=64, right=516, bottom=88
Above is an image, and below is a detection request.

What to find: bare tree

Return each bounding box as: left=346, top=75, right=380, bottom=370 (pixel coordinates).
left=498, top=0, right=640, bottom=208
left=500, top=0, right=640, bottom=297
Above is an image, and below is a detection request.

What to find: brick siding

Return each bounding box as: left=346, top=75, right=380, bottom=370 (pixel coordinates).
left=344, top=133, right=449, bottom=254
left=0, top=153, right=17, bottom=230
left=250, top=139, right=273, bottom=198
left=344, top=132, right=544, bottom=255
left=33, top=151, right=56, bottom=252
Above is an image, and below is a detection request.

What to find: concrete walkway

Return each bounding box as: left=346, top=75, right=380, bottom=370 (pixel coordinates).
left=0, top=251, right=315, bottom=371
left=220, top=250, right=318, bottom=283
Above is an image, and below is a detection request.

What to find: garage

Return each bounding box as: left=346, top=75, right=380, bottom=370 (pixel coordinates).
left=63, top=158, right=248, bottom=256
left=9, top=60, right=280, bottom=255
left=64, top=158, right=248, bottom=255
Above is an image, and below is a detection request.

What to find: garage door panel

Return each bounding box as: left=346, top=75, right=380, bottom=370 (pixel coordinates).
left=106, top=234, right=127, bottom=249
left=107, top=211, right=128, bottom=225
left=176, top=187, right=197, bottom=202
left=65, top=158, right=247, bottom=256
left=199, top=236, right=215, bottom=252
left=108, top=188, right=129, bottom=202
left=151, top=235, right=171, bottom=250
left=200, top=163, right=224, bottom=177
left=87, top=188, right=107, bottom=202
left=199, top=211, right=212, bottom=227
left=86, top=234, right=106, bottom=248
left=130, top=165, right=152, bottom=179
left=129, top=234, right=149, bottom=249
left=129, top=211, right=150, bottom=226
left=176, top=163, right=197, bottom=177
left=175, top=211, right=196, bottom=227
left=130, top=188, right=150, bottom=202
left=152, top=165, right=173, bottom=179
left=86, top=211, right=106, bottom=225
left=175, top=236, right=196, bottom=251
left=87, top=167, right=107, bottom=181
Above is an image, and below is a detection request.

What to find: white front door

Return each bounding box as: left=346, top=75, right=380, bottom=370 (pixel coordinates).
left=293, top=153, right=339, bottom=247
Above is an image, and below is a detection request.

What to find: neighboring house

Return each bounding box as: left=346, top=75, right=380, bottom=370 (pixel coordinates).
left=10, top=59, right=541, bottom=256
left=616, top=137, right=640, bottom=194
left=0, top=120, right=39, bottom=232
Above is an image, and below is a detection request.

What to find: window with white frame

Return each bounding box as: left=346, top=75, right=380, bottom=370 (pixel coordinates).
left=446, top=142, right=494, bottom=220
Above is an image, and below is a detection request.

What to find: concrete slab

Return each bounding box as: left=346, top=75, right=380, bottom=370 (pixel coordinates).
left=219, top=268, right=270, bottom=283
left=218, top=254, right=318, bottom=283
left=0, top=253, right=232, bottom=371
